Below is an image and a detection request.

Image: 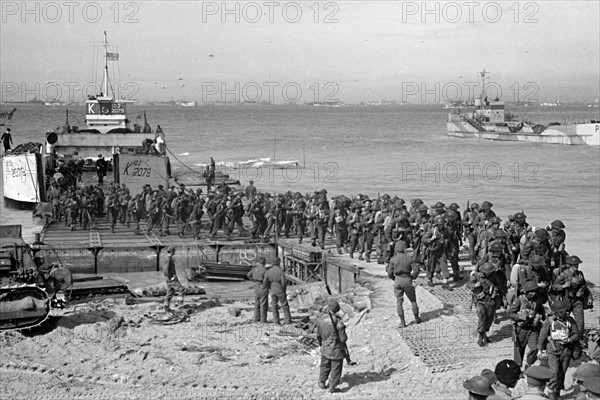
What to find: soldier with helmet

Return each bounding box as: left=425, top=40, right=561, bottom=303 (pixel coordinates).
left=331, top=202, right=348, bottom=254
left=552, top=255, right=592, bottom=335
left=410, top=203, right=431, bottom=268
left=386, top=241, right=421, bottom=328
left=516, top=254, right=550, bottom=304
left=538, top=299, right=581, bottom=400
left=507, top=212, right=531, bottom=264
left=359, top=202, right=376, bottom=262
left=547, top=220, right=567, bottom=269
left=470, top=262, right=500, bottom=346
left=422, top=215, right=453, bottom=290
left=508, top=280, right=546, bottom=367
left=475, top=215, right=502, bottom=260
left=463, top=375, right=496, bottom=400
left=163, top=246, right=185, bottom=311
left=347, top=203, right=363, bottom=259
left=521, top=228, right=553, bottom=270
left=462, top=202, right=480, bottom=265
left=444, top=209, right=464, bottom=282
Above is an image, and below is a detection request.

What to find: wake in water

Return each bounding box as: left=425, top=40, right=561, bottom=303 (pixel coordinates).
left=193, top=157, right=300, bottom=169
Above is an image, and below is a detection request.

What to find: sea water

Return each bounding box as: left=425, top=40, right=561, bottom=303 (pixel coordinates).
left=1, top=104, right=598, bottom=283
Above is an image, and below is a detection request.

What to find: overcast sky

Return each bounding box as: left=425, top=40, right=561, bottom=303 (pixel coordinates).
left=1, top=1, right=599, bottom=103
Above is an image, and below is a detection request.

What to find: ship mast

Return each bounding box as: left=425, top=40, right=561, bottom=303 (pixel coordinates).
left=478, top=69, right=490, bottom=101
left=100, top=31, right=115, bottom=99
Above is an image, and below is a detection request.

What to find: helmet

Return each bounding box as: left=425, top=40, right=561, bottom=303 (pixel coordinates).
left=535, top=228, right=549, bottom=240
left=490, top=217, right=501, bottom=224
left=418, top=204, right=428, bottom=212
left=434, top=216, right=446, bottom=226
left=444, top=211, right=458, bottom=222
left=480, top=262, right=497, bottom=275
left=434, top=201, right=445, bottom=209
left=551, top=220, right=565, bottom=229
left=463, top=375, right=495, bottom=397
left=529, top=255, right=545, bottom=268
left=481, top=201, right=493, bottom=210
left=522, top=281, right=539, bottom=293
left=449, top=203, right=460, bottom=211
left=470, top=203, right=480, bottom=210
left=393, top=241, right=407, bottom=252
left=514, top=212, right=527, bottom=222
left=566, top=255, right=582, bottom=265
left=489, top=242, right=503, bottom=252
left=399, top=210, right=410, bottom=219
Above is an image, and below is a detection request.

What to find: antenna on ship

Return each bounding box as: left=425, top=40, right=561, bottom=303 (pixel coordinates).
left=477, top=69, right=490, bottom=101
left=100, top=31, right=119, bottom=99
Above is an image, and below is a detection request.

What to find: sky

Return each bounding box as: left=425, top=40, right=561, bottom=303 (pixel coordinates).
left=1, top=1, right=599, bottom=104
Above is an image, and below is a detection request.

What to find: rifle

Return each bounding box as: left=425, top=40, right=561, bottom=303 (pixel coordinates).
left=324, top=281, right=356, bottom=366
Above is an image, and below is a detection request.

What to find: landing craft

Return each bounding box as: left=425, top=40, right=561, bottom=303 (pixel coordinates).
left=177, top=77, right=183, bottom=80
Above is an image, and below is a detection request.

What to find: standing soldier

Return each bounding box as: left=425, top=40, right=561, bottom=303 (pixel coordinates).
left=508, top=280, right=545, bottom=367
left=228, top=192, right=245, bottom=236
left=189, top=197, right=205, bottom=239
left=537, top=299, right=581, bottom=400
left=445, top=210, right=464, bottom=282
left=247, top=257, right=268, bottom=323
left=250, top=194, right=267, bottom=239
left=263, top=257, right=292, bottom=325
left=422, top=216, right=453, bottom=290
left=131, top=194, right=144, bottom=235
left=316, top=298, right=348, bottom=393
left=515, top=365, right=554, bottom=400
left=95, top=154, right=108, bottom=184
left=471, top=262, right=500, bottom=346
left=517, top=255, right=550, bottom=304
left=162, top=246, right=185, bottom=311
left=245, top=180, right=257, bottom=202
left=160, top=193, right=172, bottom=236
left=315, top=200, right=330, bottom=250
left=386, top=241, right=421, bottom=328
left=66, top=194, right=79, bottom=231
left=410, top=204, right=431, bottom=269
left=521, top=228, right=553, bottom=270
left=360, top=203, right=375, bottom=262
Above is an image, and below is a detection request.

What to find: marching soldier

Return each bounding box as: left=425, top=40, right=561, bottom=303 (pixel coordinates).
left=107, top=194, right=119, bottom=233
left=422, top=215, right=453, bottom=290
left=360, top=202, right=375, bottom=262
left=508, top=280, right=545, bottom=367
left=462, top=202, right=480, bottom=265
left=552, top=255, right=592, bottom=335
left=347, top=204, right=363, bottom=259
left=537, top=299, right=581, bottom=400
left=470, top=262, right=500, bottom=346
left=331, top=204, right=348, bottom=254
left=386, top=241, right=421, bottom=328
left=315, top=199, right=330, bottom=250
left=507, top=212, right=530, bottom=265
left=547, top=220, right=566, bottom=269
left=521, top=228, right=553, bottom=270
left=444, top=210, right=464, bottom=282
left=293, top=197, right=307, bottom=243
left=517, top=255, right=550, bottom=304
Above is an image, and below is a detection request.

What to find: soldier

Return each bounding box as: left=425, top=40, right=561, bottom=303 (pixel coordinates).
left=250, top=194, right=267, bottom=239
left=547, top=220, right=567, bottom=270
left=131, top=194, right=144, bottom=235
left=489, top=359, right=522, bottom=400
left=552, top=255, right=591, bottom=335
left=445, top=210, right=464, bottom=282
left=347, top=204, right=363, bottom=259
left=189, top=197, right=205, bottom=239
left=422, top=216, right=453, bottom=290
left=95, top=154, right=108, bottom=184
left=314, top=200, right=330, bottom=250
left=245, top=180, right=257, bottom=202
left=583, top=374, right=600, bottom=399
left=160, top=193, right=172, bottom=235
left=162, top=246, right=185, bottom=311
left=538, top=299, right=581, bottom=400
left=514, top=365, right=554, bottom=400
left=106, top=194, right=119, bottom=233
left=386, top=241, right=421, bottom=328
left=471, top=262, right=500, bottom=346
left=508, top=280, right=546, bottom=367
left=572, top=363, right=600, bottom=400
left=331, top=204, right=348, bottom=254
left=360, top=202, right=375, bottom=262
left=263, top=257, right=292, bottom=325
left=177, top=193, right=189, bottom=238
left=587, top=328, right=600, bottom=364
left=517, top=255, right=550, bottom=304
left=507, top=212, right=530, bottom=264
left=473, top=201, right=496, bottom=239
left=247, top=257, right=268, bottom=323
left=521, top=228, right=553, bottom=270
left=146, top=194, right=162, bottom=235
left=228, top=192, right=245, bottom=236
left=463, top=375, right=496, bottom=400
left=293, top=197, right=307, bottom=243
left=463, top=202, right=480, bottom=265
left=476, top=216, right=502, bottom=260
left=316, top=298, right=348, bottom=394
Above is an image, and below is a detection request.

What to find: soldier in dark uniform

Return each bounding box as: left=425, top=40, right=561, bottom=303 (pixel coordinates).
left=462, top=375, right=496, bottom=399
left=386, top=241, right=421, bottom=328
left=471, top=262, right=500, bottom=346
left=189, top=197, right=205, bottom=239
left=359, top=203, right=376, bottom=262
left=132, top=194, right=144, bottom=235
left=315, top=200, right=330, bottom=250
left=263, top=257, right=292, bottom=325
left=228, top=192, right=245, bottom=236
left=250, top=194, right=267, bottom=239
left=537, top=299, right=581, bottom=400
left=245, top=180, right=257, bottom=202
left=316, top=298, right=347, bottom=393
left=107, top=194, right=119, bottom=233
left=517, top=254, right=550, bottom=304
left=163, top=246, right=185, bottom=311
left=444, top=210, right=464, bottom=282
left=521, top=228, right=553, bottom=270
left=247, top=257, right=268, bottom=323
left=508, top=280, right=545, bottom=367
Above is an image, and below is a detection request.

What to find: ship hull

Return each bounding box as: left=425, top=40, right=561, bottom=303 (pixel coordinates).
left=447, top=121, right=600, bottom=146
left=1, top=153, right=45, bottom=205
left=48, top=132, right=153, bottom=161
